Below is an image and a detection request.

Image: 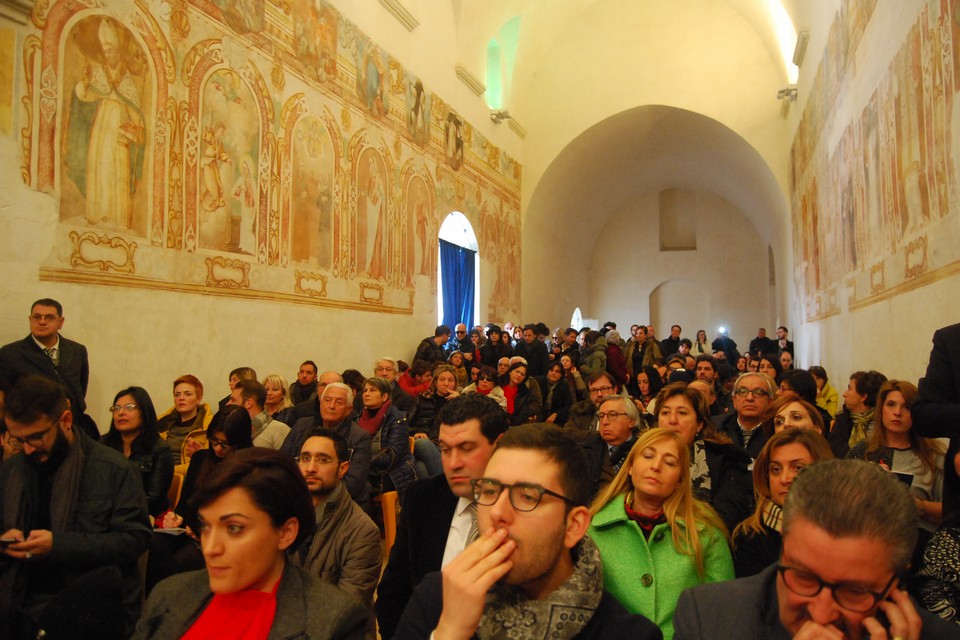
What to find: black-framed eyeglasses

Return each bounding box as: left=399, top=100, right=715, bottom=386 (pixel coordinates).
left=734, top=387, right=771, bottom=398
left=597, top=411, right=628, bottom=421
left=110, top=403, right=138, bottom=413
left=470, top=478, right=579, bottom=512
left=776, top=563, right=898, bottom=613
left=589, top=385, right=615, bottom=395
left=8, top=419, right=57, bottom=448
left=208, top=435, right=234, bottom=450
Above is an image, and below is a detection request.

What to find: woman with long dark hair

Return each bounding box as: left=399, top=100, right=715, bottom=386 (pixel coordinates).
left=502, top=362, right=542, bottom=426
left=101, top=386, right=174, bottom=517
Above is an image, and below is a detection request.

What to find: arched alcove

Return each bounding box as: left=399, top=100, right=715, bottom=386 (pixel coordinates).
left=437, top=211, right=480, bottom=327
left=649, top=279, right=710, bottom=342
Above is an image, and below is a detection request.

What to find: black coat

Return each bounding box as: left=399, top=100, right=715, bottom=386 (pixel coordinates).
left=376, top=474, right=459, bottom=640
left=732, top=523, right=781, bottom=578
left=536, top=376, right=573, bottom=424
left=914, top=322, right=960, bottom=527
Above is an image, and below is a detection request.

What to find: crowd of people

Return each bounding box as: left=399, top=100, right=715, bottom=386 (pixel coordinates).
left=1, top=300, right=959, bottom=639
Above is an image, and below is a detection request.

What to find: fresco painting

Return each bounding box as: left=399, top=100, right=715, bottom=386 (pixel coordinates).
left=22, top=0, right=521, bottom=315
left=791, top=0, right=960, bottom=319
left=60, top=16, right=151, bottom=235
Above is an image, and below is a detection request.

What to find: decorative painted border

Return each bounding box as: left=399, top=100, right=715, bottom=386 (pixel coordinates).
left=359, top=281, right=383, bottom=304
left=204, top=255, right=250, bottom=288
left=68, top=231, right=137, bottom=274
left=295, top=270, right=328, bottom=298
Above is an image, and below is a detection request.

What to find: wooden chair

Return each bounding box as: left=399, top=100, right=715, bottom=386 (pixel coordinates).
left=378, top=491, right=400, bottom=560
left=167, top=472, right=185, bottom=511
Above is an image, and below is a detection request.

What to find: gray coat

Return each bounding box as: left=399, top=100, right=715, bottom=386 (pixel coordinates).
left=134, top=562, right=367, bottom=639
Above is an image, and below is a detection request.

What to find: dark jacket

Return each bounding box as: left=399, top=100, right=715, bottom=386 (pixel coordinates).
left=370, top=404, right=418, bottom=495
left=513, top=339, right=550, bottom=377
left=605, top=342, right=628, bottom=385
left=479, top=340, right=512, bottom=366
left=376, top=474, right=459, bottom=640
left=565, top=400, right=598, bottom=432
left=133, top=562, right=367, bottom=640
left=536, top=376, right=573, bottom=424
left=701, top=436, right=756, bottom=533
left=100, top=433, right=174, bottom=516
left=0, top=432, right=152, bottom=639
left=414, top=337, right=446, bottom=365
left=580, top=431, right=638, bottom=498
left=283, top=417, right=373, bottom=514
left=408, top=393, right=451, bottom=440
left=674, top=563, right=956, bottom=640
left=0, top=335, right=95, bottom=437
left=289, top=380, right=317, bottom=406
left=714, top=412, right=770, bottom=460
left=394, top=571, right=664, bottom=640
left=506, top=379, right=542, bottom=426
left=732, top=523, right=781, bottom=578
left=914, top=322, right=960, bottom=527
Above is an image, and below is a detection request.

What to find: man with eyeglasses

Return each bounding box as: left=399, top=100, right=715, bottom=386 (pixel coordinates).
left=377, top=394, right=509, bottom=639
left=675, top=459, right=954, bottom=639
left=714, top=372, right=776, bottom=459
left=565, top=370, right=622, bottom=431
left=281, top=382, right=373, bottom=514
left=0, top=298, right=97, bottom=440
left=294, top=428, right=380, bottom=632
left=394, top=424, right=661, bottom=640
left=0, top=376, right=151, bottom=639
left=581, top=395, right=642, bottom=497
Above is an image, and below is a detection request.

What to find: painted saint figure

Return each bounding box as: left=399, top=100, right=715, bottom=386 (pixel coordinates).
left=65, top=18, right=145, bottom=229
left=364, top=156, right=386, bottom=279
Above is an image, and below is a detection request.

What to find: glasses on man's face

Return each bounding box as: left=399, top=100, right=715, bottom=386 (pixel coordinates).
left=456, top=330, right=466, bottom=335
left=734, top=387, right=770, bottom=398
left=30, top=314, right=59, bottom=323
left=470, top=478, right=578, bottom=512
left=208, top=435, right=233, bottom=450
left=776, top=564, right=898, bottom=613
left=597, top=411, right=628, bottom=421
left=589, top=385, right=615, bottom=396
left=110, top=403, right=138, bottom=413
left=8, top=420, right=57, bottom=448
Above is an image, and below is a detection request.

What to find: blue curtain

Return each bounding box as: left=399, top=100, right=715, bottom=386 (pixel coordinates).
left=439, top=239, right=475, bottom=329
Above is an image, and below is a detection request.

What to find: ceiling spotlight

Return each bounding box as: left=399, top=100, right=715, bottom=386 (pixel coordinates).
left=490, top=109, right=511, bottom=124
left=777, top=86, right=798, bottom=102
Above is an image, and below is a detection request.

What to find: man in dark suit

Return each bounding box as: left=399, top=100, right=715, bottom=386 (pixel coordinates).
left=914, top=322, right=960, bottom=527
left=674, top=460, right=955, bottom=639
left=375, top=394, right=509, bottom=639
left=0, top=299, right=96, bottom=439
left=776, top=326, right=795, bottom=356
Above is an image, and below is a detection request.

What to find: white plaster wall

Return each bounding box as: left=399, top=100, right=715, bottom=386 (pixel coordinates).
left=586, top=190, right=770, bottom=347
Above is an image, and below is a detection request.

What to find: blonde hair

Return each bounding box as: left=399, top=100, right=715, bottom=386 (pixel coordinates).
left=590, top=428, right=728, bottom=578
left=261, top=374, right=293, bottom=410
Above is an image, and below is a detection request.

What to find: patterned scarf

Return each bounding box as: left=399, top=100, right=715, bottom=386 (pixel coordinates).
left=847, top=408, right=875, bottom=449
left=477, top=536, right=604, bottom=640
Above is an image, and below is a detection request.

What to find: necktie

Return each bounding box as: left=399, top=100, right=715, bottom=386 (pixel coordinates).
left=465, top=501, right=480, bottom=546
left=44, top=347, right=58, bottom=366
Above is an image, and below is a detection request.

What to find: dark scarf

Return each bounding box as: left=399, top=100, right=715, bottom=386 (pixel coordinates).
left=359, top=399, right=391, bottom=435
left=624, top=498, right=667, bottom=540
left=477, top=537, right=604, bottom=640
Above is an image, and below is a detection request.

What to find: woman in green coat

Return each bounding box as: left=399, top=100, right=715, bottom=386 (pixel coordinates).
left=588, top=428, right=734, bottom=640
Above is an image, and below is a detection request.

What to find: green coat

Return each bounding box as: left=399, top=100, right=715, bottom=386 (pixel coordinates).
left=589, top=498, right=734, bottom=640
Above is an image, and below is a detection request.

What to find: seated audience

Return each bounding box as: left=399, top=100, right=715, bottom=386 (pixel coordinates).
left=581, top=394, right=642, bottom=497
left=732, top=427, right=833, bottom=577
left=217, top=366, right=257, bottom=409
left=398, top=360, right=433, bottom=399
left=289, top=360, right=319, bottom=405
left=282, top=382, right=373, bottom=513
left=675, top=459, right=956, bottom=639
left=915, top=451, right=960, bottom=626
left=829, top=369, right=888, bottom=458
left=560, top=353, right=587, bottom=400
left=100, top=386, right=174, bottom=517
left=579, top=330, right=608, bottom=379
left=714, top=372, right=776, bottom=459
left=157, top=374, right=213, bottom=466
left=294, top=429, right=381, bottom=637
left=1, top=376, right=151, bottom=640
left=589, top=428, right=733, bottom=640
left=628, top=365, right=665, bottom=419
left=461, top=365, right=507, bottom=410
left=768, top=396, right=826, bottom=433
left=149, top=406, right=254, bottom=591
left=414, top=325, right=451, bottom=366
left=446, top=350, right=468, bottom=388
left=409, top=364, right=459, bottom=478
left=757, top=353, right=783, bottom=386
left=565, top=370, right=621, bottom=432
left=605, top=329, right=628, bottom=386
left=655, top=382, right=754, bottom=532
left=359, top=377, right=417, bottom=497
left=135, top=448, right=367, bottom=639
left=262, top=373, right=294, bottom=424
left=502, top=362, right=542, bottom=426
left=777, top=368, right=833, bottom=428
left=371, top=359, right=417, bottom=413
left=848, top=379, right=945, bottom=574
left=394, top=424, right=663, bottom=640
left=809, top=365, right=840, bottom=418
left=230, top=379, right=290, bottom=450
left=537, top=360, right=574, bottom=424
